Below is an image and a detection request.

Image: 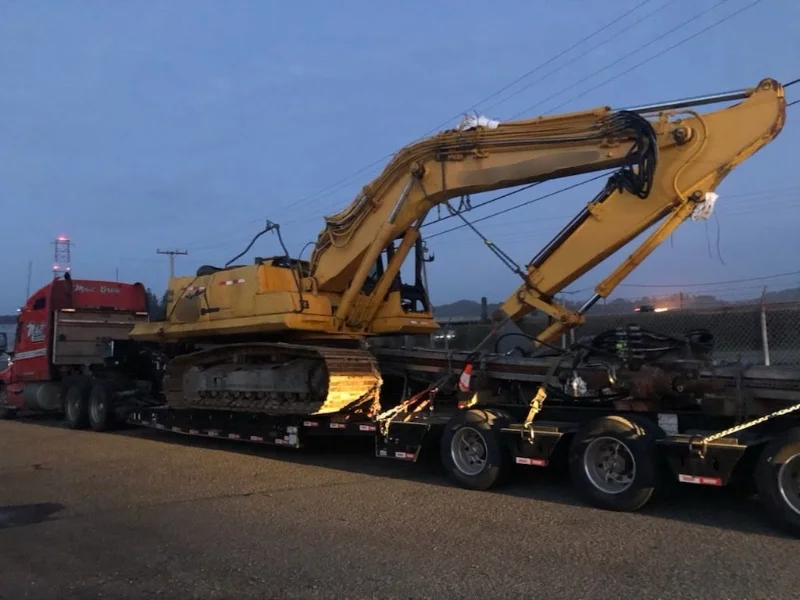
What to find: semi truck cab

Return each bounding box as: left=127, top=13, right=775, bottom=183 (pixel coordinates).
left=0, top=274, right=150, bottom=418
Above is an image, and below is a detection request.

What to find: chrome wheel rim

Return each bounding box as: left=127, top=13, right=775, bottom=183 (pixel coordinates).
left=583, top=436, right=636, bottom=494
left=451, top=426, right=488, bottom=476
left=777, top=453, right=800, bottom=517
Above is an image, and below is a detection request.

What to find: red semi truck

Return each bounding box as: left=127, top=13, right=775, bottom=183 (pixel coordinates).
left=0, top=274, right=150, bottom=424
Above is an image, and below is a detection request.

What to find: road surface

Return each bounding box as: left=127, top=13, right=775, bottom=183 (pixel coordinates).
left=0, top=418, right=797, bottom=599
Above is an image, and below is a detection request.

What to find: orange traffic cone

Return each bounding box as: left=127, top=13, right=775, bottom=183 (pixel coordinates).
left=458, top=364, right=473, bottom=392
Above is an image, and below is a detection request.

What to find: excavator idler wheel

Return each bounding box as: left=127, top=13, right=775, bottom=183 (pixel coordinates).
left=440, top=408, right=512, bottom=491
left=755, top=427, right=800, bottom=538
left=568, top=414, right=665, bottom=512
left=63, top=379, right=92, bottom=430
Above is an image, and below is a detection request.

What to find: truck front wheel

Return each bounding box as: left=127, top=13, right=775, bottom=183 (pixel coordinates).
left=0, top=388, right=16, bottom=420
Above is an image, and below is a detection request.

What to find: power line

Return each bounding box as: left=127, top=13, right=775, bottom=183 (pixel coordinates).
left=426, top=172, right=611, bottom=239
left=539, top=0, right=766, bottom=116
left=273, top=0, right=661, bottom=217
left=481, top=0, right=679, bottom=115
left=618, top=269, right=800, bottom=289
left=511, top=0, right=736, bottom=118
left=172, top=0, right=672, bottom=248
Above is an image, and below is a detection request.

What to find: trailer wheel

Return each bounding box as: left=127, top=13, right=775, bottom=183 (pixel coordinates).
left=88, top=380, right=118, bottom=432
left=568, top=415, right=664, bottom=512
left=440, top=408, right=511, bottom=491
left=63, top=381, right=90, bottom=430
left=754, top=428, right=800, bottom=537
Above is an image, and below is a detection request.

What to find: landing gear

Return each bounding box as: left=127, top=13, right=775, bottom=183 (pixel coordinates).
left=568, top=415, right=665, bottom=512
left=441, top=409, right=511, bottom=491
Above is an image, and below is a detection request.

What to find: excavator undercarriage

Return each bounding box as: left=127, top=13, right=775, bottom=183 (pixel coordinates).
left=160, top=343, right=383, bottom=417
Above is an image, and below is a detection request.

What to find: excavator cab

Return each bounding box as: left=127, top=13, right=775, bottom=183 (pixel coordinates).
left=361, top=237, right=431, bottom=315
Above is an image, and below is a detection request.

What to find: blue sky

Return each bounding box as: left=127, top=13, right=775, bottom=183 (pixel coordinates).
left=1, top=0, right=798, bottom=312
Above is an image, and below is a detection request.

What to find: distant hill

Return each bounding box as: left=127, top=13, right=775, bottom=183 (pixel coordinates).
left=433, top=287, right=800, bottom=318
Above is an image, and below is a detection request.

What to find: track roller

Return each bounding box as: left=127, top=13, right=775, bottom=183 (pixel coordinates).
left=440, top=408, right=512, bottom=491
left=568, top=414, right=665, bottom=512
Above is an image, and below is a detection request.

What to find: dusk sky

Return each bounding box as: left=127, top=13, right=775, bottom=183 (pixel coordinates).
left=1, top=0, right=798, bottom=313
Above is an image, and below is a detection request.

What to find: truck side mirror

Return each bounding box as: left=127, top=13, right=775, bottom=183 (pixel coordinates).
left=0, top=332, right=7, bottom=354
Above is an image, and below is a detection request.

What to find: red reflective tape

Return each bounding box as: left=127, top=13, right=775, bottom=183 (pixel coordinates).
left=330, top=423, right=346, bottom=429
left=250, top=435, right=264, bottom=442
left=303, top=421, right=319, bottom=427
left=678, top=474, right=723, bottom=486
left=359, top=424, right=376, bottom=432
left=229, top=433, right=240, bottom=439
left=515, top=457, right=548, bottom=467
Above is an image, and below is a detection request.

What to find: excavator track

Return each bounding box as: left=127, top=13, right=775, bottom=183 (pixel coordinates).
left=161, top=343, right=383, bottom=417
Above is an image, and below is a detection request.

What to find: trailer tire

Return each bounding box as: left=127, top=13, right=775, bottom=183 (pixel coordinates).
left=754, top=428, right=800, bottom=537
left=568, top=415, right=664, bottom=512
left=88, top=380, right=118, bottom=432
left=440, top=408, right=511, bottom=491
left=63, top=381, right=91, bottom=430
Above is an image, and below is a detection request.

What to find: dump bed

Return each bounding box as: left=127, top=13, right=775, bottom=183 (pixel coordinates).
left=51, top=309, right=147, bottom=366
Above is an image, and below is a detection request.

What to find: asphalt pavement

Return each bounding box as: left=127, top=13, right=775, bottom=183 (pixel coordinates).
left=0, top=418, right=798, bottom=600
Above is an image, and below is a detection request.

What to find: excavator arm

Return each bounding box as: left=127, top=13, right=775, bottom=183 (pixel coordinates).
left=309, top=77, right=785, bottom=336
left=499, top=77, right=786, bottom=344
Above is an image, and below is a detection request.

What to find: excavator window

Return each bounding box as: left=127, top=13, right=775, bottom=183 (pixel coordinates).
left=361, top=255, right=385, bottom=295
left=359, top=239, right=430, bottom=313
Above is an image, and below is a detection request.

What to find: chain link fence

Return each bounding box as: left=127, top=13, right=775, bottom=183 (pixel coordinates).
left=419, top=302, right=800, bottom=366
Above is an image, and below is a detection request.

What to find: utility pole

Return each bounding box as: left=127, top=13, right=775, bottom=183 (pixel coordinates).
left=156, top=249, right=188, bottom=278
left=25, top=261, right=32, bottom=299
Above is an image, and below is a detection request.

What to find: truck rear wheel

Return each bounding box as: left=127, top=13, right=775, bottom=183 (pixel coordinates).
left=63, top=381, right=90, bottom=430
left=88, top=380, right=118, bottom=432
left=754, top=428, right=800, bottom=537
left=440, top=408, right=511, bottom=491
left=568, top=415, right=664, bottom=512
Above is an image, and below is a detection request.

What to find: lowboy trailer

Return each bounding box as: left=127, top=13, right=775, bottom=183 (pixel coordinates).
left=4, top=291, right=800, bottom=537
left=111, top=334, right=800, bottom=539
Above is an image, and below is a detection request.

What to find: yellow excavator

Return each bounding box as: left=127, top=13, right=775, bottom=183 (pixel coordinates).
left=130, top=77, right=787, bottom=418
